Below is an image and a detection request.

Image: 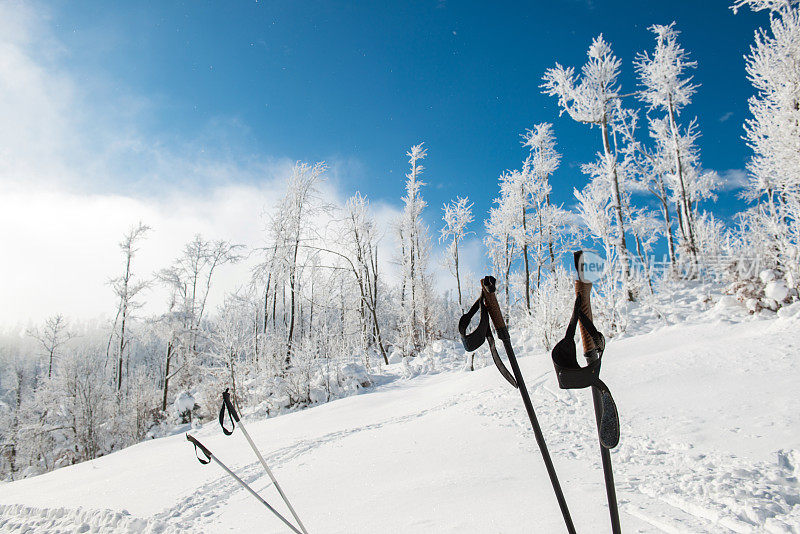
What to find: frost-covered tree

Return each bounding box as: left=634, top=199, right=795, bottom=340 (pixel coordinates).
left=733, top=0, right=800, bottom=284
left=343, top=193, right=387, bottom=364
left=543, top=36, right=634, bottom=296
left=733, top=0, right=800, bottom=199
left=109, top=222, right=150, bottom=392
left=521, top=266, right=574, bottom=351
left=633, top=114, right=718, bottom=269
left=0, top=351, right=34, bottom=479
left=207, top=292, right=254, bottom=401
left=157, top=235, right=242, bottom=403
left=485, top=180, right=518, bottom=316
left=440, top=196, right=473, bottom=307
left=274, top=162, right=328, bottom=365
left=521, top=123, right=573, bottom=286
left=635, top=22, right=707, bottom=264
left=306, top=192, right=388, bottom=366
left=485, top=124, right=573, bottom=316
left=27, top=314, right=75, bottom=379
left=396, top=144, right=433, bottom=355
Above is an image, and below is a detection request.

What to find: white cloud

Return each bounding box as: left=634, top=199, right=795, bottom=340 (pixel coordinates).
left=719, top=111, right=734, bottom=123
left=0, top=2, right=409, bottom=328
left=717, top=168, right=750, bottom=191
left=0, top=182, right=274, bottom=326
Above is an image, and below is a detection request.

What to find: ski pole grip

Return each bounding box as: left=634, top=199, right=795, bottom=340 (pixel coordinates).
left=186, top=434, right=212, bottom=464
left=223, top=389, right=240, bottom=421
left=219, top=388, right=240, bottom=436
left=481, top=276, right=509, bottom=339
left=574, top=280, right=597, bottom=353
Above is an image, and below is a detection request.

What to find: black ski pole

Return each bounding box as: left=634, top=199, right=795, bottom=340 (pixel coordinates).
left=186, top=434, right=303, bottom=534
left=573, top=256, right=621, bottom=534
left=480, top=276, right=577, bottom=534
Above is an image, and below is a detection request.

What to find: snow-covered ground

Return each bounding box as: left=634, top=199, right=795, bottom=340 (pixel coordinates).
left=1, top=285, right=799, bottom=533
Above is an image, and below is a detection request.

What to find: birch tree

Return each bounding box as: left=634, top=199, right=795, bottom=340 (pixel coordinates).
left=343, top=193, right=387, bottom=364
left=733, top=0, right=800, bottom=282
left=542, top=35, right=634, bottom=297
left=440, top=196, right=473, bottom=308
left=273, top=162, right=327, bottom=366
left=27, top=314, right=75, bottom=379
left=397, top=143, right=433, bottom=355
left=158, top=235, right=242, bottom=401
left=635, top=23, right=702, bottom=264
left=109, top=222, right=150, bottom=392
left=521, top=123, right=572, bottom=284
left=485, top=188, right=517, bottom=317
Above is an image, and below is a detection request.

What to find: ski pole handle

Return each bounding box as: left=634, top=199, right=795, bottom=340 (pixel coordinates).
left=187, top=434, right=212, bottom=464
left=573, top=251, right=598, bottom=354
left=574, top=280, right=598, bottom=354
left=219, top=388, right=240, bottom=435
left=481, top=276, right=509, bottom=340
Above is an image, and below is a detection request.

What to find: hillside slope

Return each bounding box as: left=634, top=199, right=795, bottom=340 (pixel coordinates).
left=1, top=297, right=799, bottom=533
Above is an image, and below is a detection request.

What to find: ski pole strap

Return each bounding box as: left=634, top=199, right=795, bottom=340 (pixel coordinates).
left=219, top=388, right=240, bottom=436
left=551, top=295, right=619, bottom=449
left=458, top=280, right=518, bottom=389
left=186, top=434, right=212, bottom=464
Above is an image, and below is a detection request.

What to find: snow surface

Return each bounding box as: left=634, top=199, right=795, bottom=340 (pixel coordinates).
left=1, top=286, right=799, bottom=533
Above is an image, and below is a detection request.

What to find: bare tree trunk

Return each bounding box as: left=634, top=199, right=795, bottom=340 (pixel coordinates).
left=454, top=239, right=462, bottom=307
left=308, top=273, right=315, bottom=341
left=504, top=236, right=512, bottom=319
left=537, top=206, right=544, bottom=288
left=161, top=342, right=173, bottom=412
left=286, top=239, right=299, bottom=366
left=263, top=275, right=270, bottom=335
left=655, top=178, right=677, bottom=266
left=633, top=231, right=654, bottom=294
left=601, top=117, right=632, bottom=299
left=117, top=311, right=126, bottom=391
left=370, top=246, right=388, bottom=364
left=667, top=98, right=698, bottom=265
left=253, top=306, right=259, bottom=364
left=272, top=281, right=278, bottom=331
left=522, top=188, right=531, bottom=311
left=546, top=193, right=555, bottom=265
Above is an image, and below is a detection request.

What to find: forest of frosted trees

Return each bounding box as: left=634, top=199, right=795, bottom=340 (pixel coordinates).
left=2, top=0, right=799, bottom=480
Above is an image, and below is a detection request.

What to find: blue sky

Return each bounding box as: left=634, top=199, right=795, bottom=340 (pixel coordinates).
left=47, top=0, right=763, bottom=219
left=0, top=1, right=769, bottom=324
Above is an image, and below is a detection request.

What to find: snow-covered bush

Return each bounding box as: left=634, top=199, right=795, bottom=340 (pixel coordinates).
left=173, top=391, right=196, bottom=423
left=520, top=267, right=574, bottom=351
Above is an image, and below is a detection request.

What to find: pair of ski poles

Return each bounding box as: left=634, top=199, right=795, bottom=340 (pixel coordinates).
left=186, top=389, right=309, bottom=534
left=459, top=261, right=620, bottom=533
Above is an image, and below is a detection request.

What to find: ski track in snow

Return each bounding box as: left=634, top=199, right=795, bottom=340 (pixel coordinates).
left=2, top=285, right=799, bottom=533
left=151, top=392, right=476, bottom=532
left=468, top=373, right=800, bottom=534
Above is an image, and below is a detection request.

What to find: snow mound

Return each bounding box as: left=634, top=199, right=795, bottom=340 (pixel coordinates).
left=173, top=392, right=195, bottom=415
left=715, top=295, right=741, bottom=309
left=387, top=350, right=403, bottom=364
left=760, top=269, right=779, bottom=284
left=765, top=280, right=790, bottom=302
left=777, top=301, right=800, bottom=319
left=0, top=504, right=171, bottom=533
